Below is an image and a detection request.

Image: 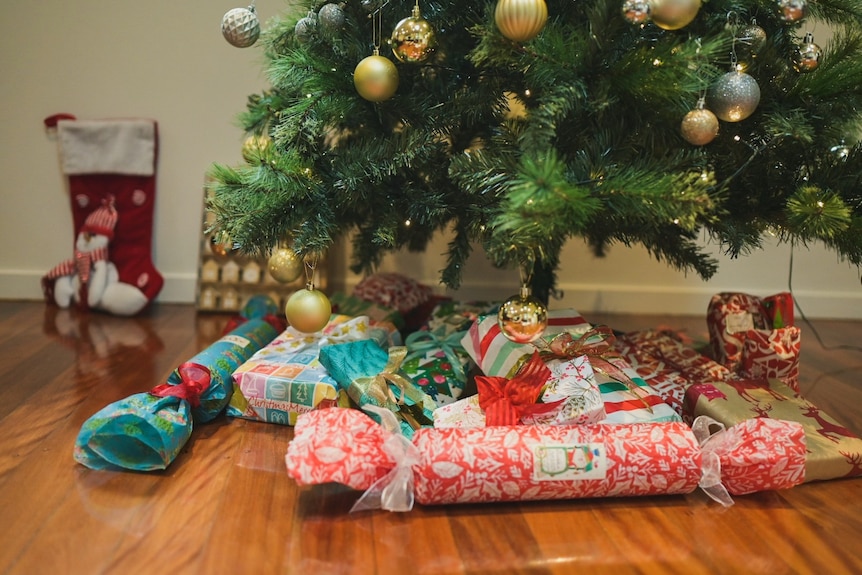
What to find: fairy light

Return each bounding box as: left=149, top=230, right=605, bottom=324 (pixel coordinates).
left=405, top=219, right=412, bottom=226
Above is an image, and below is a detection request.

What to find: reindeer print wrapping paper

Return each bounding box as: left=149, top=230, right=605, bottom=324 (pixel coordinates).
left=684, top=378, right=862, bottom=482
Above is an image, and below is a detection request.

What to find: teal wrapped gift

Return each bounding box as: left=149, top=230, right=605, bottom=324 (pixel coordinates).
left=73, top=317, right=278, bottom=471
left=318, top=339, right=435, bottom=438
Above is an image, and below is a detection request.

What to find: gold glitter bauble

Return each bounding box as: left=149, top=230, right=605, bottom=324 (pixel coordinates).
left=494, top=0, right=548, bottom=43
left=285, top=287, right=332, bottom=333
left=707, top=71, right=761, bottom=122
left=267, top=247, right=304, bottom=283
left=354, top=54, right=399, bottom=102
left=497, top=289, right=548, bottom=343
left=650, top=0, right=701, bottom=30
left=390, top=7, right=437, bottom=64
left=680, top=108, right=720, bottom=146
left=221, top=6, right=260, bottom=48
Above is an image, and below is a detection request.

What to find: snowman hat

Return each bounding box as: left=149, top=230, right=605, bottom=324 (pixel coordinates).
left=81, top=195, right=118, bottom=240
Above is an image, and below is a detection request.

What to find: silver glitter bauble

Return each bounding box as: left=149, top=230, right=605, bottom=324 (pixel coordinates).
left=295, top=11, right=318, bottom=44
left=318, top=3, right=345, bottom=34
left=222, top=6, right=260, bottom=48
left=777, top=0, right=808, bottom=22
left=793, top=33, right=823, bottom=73
left=707, top=71, right=761, bottom=122
left=621, top=0, right=651, bottom=24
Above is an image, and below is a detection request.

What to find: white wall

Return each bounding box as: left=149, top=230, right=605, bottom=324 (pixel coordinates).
left=1, top=1, right=859, bottom=318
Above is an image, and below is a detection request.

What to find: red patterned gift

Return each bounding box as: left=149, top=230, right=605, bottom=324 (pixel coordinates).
left=285, top=407, right=806, bottom=509
left=684, top=378, right=862, bottom=482
left=614, top=330, right=731, bottom=416
left=707, top=292, right=801, bottom=391
left=352, top=272, right=433, bottom=314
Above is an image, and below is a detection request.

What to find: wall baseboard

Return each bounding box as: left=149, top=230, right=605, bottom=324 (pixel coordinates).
left=3, top=270, right=860, bottom=319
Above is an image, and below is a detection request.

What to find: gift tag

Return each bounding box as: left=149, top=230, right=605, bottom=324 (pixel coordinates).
left=725, top=311, right=755, bottom=334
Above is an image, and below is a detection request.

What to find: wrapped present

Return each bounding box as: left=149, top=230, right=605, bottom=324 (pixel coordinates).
left=707, top=292, right=801, bottom=391
left=329, top=291, right=405, bottom=334
left=352, top=272, right=433, bottom=314
left=318, top=340, right=436, bottom=438
left=423, top=300, right=501, bottom=336
left=613, top=330, right=731, bottom=416
left=285, top=407, right=806, bottom=510
left=228, top=314, right=393, bottom=425
left=684, top=378, right=862, bottom=482
left=74, top=317, right=279, bottom=471
left=433, top=352, right=605, bottom=428
left=461, top=309, right=591, bottom=378
left=401, top=329, right=474, bottom=407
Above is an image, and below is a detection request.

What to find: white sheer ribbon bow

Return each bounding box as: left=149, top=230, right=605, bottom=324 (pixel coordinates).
left=350, top=404, right=421, bottom=513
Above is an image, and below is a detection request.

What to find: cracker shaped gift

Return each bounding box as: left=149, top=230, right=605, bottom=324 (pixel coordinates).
left=74, top=316, right=279, bottom=471
left=285, top=406, right=806, bottom=510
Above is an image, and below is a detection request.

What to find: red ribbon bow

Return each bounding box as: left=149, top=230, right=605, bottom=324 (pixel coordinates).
left=150, top=362, right=211, bottom=408
left=476, top=352, right=563, bottom=426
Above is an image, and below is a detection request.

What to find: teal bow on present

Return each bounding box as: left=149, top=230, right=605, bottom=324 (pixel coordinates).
left=404, top=329, right=469, bottom=382
left=319, top=339, right=435, bottom=438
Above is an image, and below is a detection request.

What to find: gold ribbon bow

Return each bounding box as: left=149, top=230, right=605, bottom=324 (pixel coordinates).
left=349, top=346, right=432, bottom=430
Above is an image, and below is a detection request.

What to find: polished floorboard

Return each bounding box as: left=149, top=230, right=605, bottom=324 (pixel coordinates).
left=0, top=300, right=860, bottom=575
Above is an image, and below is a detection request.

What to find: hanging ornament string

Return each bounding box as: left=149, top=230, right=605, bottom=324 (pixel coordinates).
left=354, top=1, right=399, bottom=102
left=303, top=252, right=319, bottom=290
left=285, top=252, right=332, bottom=334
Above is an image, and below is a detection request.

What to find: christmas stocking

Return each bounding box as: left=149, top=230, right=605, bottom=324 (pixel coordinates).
left=42, top=114, right=164, bottom=316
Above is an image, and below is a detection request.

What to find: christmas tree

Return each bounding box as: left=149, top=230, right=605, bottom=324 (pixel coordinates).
left=208, top=0, right=862, bottom=304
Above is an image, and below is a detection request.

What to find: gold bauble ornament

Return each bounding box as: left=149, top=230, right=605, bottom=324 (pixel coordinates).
left=680, top=107, right=719, bottom=146
left=494, top=0, right=548, bottom=43
left=210, top=232, right=233, bottom=257
left=650, top=0, right=701, bottom=30
left=267, top=247, right=304, bottom=283
left=707, top=71, right=761, bottom=122
left=390, top=6, right=437, bottom=64
left=221, top=6, right=261, bottom=48
left=497, top=287, right=548, bottom=343
left=354, top=52, right=399, bottom=102
left=793, top=33, right=823, bottom=73
left=285, top=287, right=332, bottom=333
left=242, top=134, right=271, bottom=163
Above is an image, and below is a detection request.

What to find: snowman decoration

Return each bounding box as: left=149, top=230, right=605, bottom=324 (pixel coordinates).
left=43, top=195, right=149, bottom=315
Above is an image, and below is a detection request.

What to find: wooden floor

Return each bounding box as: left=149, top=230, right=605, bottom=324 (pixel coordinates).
left=1, top=300, right=861, bottom=575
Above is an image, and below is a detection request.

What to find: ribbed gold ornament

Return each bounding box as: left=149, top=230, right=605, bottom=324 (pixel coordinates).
left=494, top=0, right=548, bottom=43
left=650, top=0, right=701, bottom=30
left=354, top=52, right=400, bottom=102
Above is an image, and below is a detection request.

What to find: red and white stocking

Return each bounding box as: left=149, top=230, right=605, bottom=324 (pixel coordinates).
left=42, top=114, right=164, bottom=315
